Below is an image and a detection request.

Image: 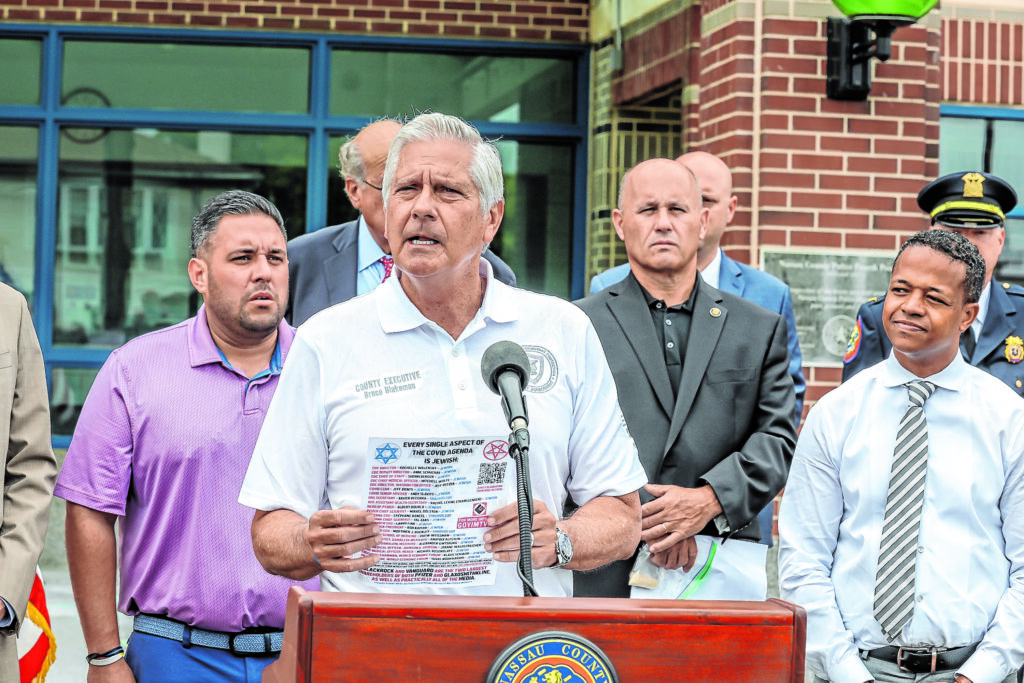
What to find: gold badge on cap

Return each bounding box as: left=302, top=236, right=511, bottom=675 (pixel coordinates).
left=962, top=172, right=985, bottom=198
left=1005, top=336, right=1024, bottom=364
left=710, top=307, right=722, bottom=318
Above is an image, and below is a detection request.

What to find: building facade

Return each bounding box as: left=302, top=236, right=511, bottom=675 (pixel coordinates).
left=2, top=0, right=1022, bottom=442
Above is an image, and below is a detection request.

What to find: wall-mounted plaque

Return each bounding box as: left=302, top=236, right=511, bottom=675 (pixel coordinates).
left=762, top=248, right=895, bottom=367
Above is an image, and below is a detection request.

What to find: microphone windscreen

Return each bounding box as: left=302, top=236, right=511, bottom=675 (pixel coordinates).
left=480, top=341, right=531, bottom=395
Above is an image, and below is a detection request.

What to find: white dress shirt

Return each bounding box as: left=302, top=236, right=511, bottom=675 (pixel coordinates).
left=778, top=352, right=1024, bottom=683
left=971, top=280, right=992, bottom=343
left=699, top=247, right=723, bottom=289
left=355, top=215, right=389, bottom=296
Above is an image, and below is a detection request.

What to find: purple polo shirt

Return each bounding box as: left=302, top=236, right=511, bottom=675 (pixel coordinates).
left=54, top=308, right=318, bottom=632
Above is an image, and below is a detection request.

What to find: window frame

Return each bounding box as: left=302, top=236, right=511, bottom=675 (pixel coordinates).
left=0, top=23, right=590, bottom=446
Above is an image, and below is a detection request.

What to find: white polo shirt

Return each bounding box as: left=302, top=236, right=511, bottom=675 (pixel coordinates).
left=240, top=263, right=646, bottom=598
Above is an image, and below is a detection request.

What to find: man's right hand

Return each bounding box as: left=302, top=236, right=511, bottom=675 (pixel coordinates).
left=304, top=507, right=382, bottom=573
left=649, top=535, right=699, bottom=571
left=87, top=657, right=135, bottom=683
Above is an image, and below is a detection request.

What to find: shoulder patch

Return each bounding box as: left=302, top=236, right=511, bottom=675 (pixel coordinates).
left=868, top=296, right=878, bottom=303
left=843, top=316, right=863, bottom=363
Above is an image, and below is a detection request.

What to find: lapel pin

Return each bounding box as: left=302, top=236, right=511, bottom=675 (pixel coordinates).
left=710, top=307, right=722, bottom=318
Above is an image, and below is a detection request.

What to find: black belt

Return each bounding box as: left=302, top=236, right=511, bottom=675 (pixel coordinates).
left=862, top=644, right=977, bottom=674
left=134, top=614, right=283, bottom=657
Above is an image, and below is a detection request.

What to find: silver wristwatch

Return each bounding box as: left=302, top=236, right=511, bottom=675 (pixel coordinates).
left=554, top=525, right=573, bottom=568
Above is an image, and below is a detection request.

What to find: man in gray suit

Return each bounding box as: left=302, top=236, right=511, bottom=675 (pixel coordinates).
left=574, top=158, right=796, bottom=598
left=287, top=119, right=516, bottom=326
left=0, top=283, right=57, bottom=680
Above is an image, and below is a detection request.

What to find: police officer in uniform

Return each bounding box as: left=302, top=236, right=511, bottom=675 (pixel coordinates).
left=842, top=171, right=1024, bottom=395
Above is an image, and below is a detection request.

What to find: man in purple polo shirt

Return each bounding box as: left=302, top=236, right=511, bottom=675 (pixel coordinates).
left=55, top=191, right=318, bottom=683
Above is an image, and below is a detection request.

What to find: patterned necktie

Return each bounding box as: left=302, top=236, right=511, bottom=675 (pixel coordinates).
left=379, top=254, right=394, bottom=282
left=873, top=379, right=937, bottom=641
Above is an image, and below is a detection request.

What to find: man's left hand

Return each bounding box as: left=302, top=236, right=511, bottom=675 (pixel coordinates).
left=641, top=483, right=723, bottom=554
left=485, top=499, right=558, bottom=568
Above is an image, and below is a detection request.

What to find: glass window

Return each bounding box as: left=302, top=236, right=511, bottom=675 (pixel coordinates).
left=0, top=39, right=42, bottom=106
left=997, top=216, right=1024, bottom=286
left=325, top=133, right=359, bottom=229
left=494, top=141, right=574, bottom=298
left=330, top=51, right=575, bottom=124
left=991, top=120, right=1024, bottom=200
left=51, top=367, right=100, bottom=437
left=0, top=127, right=38, bottom=301
left=939, top=117, right=985, bottom=173
left=62, top=41, right=310, bottom=114
left=55, top=127, right=307, bottom=347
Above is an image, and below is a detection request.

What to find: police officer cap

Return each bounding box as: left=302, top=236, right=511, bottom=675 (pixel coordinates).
left=917, top=171, right=1017, bottom=228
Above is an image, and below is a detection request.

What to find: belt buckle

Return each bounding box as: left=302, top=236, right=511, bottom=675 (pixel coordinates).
left=896, top=647, right=938, bottom=674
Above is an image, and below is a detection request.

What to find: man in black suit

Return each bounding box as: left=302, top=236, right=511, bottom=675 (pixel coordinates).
left=574, top=158, right=797, bottom=598
left=287, top=119, right=516, bottom=325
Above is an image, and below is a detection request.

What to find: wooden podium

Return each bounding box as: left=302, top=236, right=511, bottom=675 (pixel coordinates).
left=263, top=588, right=806, bottom=682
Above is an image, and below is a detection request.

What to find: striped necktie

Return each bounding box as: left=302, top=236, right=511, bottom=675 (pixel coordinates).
left=873, top=379, right=937, bottom=641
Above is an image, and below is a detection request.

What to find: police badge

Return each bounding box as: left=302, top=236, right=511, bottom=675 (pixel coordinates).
left=1004, top=336, right=1024, bottom=364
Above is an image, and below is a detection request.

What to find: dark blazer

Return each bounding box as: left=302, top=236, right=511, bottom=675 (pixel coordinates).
left=590, top=252, right=805, bottom=419
left=286, top=219, right=518, bottom=325
left=842, top=279, right=1024, bottom=396
left=574, top=274, right=797, bottom=597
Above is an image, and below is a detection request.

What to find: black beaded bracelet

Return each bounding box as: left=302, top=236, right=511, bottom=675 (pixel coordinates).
left=86, top=646, right=124, bottom=666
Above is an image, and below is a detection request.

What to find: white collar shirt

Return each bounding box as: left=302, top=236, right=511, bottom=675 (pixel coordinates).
left=972, top=280, right=992, bottom=341
left=778, top=352, right=1024, bottom=683
left=241, top=260, right=646, bottom=598
left=700, top=247, right=722, bottom=290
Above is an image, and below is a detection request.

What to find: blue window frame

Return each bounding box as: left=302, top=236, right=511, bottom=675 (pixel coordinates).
left=0, top=24, right=589, bottom=446
left=940, top=104, right=1024, bottom=287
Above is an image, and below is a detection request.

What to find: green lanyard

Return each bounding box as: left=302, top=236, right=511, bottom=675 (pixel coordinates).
left=675, top=540, right=718, bottom=600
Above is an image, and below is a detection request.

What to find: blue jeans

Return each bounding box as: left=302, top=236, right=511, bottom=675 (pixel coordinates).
left=125, top=631, right=278, bottom=683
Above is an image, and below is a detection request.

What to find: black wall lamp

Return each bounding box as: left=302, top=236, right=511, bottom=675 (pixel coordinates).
left=826, top=0, right=939, bottom=101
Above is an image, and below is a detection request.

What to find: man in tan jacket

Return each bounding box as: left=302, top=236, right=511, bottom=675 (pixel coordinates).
left=0, top=282, right=57, bottom=680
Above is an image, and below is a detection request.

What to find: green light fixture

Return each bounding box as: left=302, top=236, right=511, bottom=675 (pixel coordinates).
left=826, top=0, right=940, bottom=100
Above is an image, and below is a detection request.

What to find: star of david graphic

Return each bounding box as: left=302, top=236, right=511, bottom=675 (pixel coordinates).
left=374, top=442, right=399, bottom=464
left=483, top=440, right=509, bottom=461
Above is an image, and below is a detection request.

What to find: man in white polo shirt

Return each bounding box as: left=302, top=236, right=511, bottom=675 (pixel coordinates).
left=239, top=112, right=646, bottom=598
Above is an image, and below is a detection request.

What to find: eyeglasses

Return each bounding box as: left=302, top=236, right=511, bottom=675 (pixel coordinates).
left=362, top=179, right=383, bottom=191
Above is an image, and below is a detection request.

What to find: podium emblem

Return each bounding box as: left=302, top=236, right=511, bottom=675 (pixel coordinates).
left=487, top=631, right=618, bottom=683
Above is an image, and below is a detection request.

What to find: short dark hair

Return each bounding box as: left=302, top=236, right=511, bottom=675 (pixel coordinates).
left=191, top=190, right=286, bottom=257
left=895, top=229, right=985, bottom=304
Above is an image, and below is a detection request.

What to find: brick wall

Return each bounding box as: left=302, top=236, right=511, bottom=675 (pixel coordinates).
left=749, top=10, right=940, bottom=412
left=2, top=0, right=590, bottom=41
left=942, top=17, right=1024, bottom=104
left=587, top=0, right=945, bottom=418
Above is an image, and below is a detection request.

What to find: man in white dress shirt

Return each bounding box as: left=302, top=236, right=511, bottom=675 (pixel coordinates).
left=778, top=229, right=1024, bottom=683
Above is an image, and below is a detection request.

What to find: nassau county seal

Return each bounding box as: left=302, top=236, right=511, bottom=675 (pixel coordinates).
left=487, top=631, right=617, bottom=683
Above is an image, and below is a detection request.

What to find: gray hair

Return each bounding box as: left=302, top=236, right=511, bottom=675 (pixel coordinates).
left=382, top=112, right=504, bottom=218
left=338, top=136, right=366, bottom=182
left=896, top=229, right=986, bottom=304
left=338, top=117, right=403, bottom=182
left=191, top=190, right=286, bottom=257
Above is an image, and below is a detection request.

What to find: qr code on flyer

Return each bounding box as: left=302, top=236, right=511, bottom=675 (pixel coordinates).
left=477, top=461, right=507, bottom=487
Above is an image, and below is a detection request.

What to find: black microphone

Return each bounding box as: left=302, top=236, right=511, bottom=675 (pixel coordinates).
left=480, top=341, right=531, bottom=431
